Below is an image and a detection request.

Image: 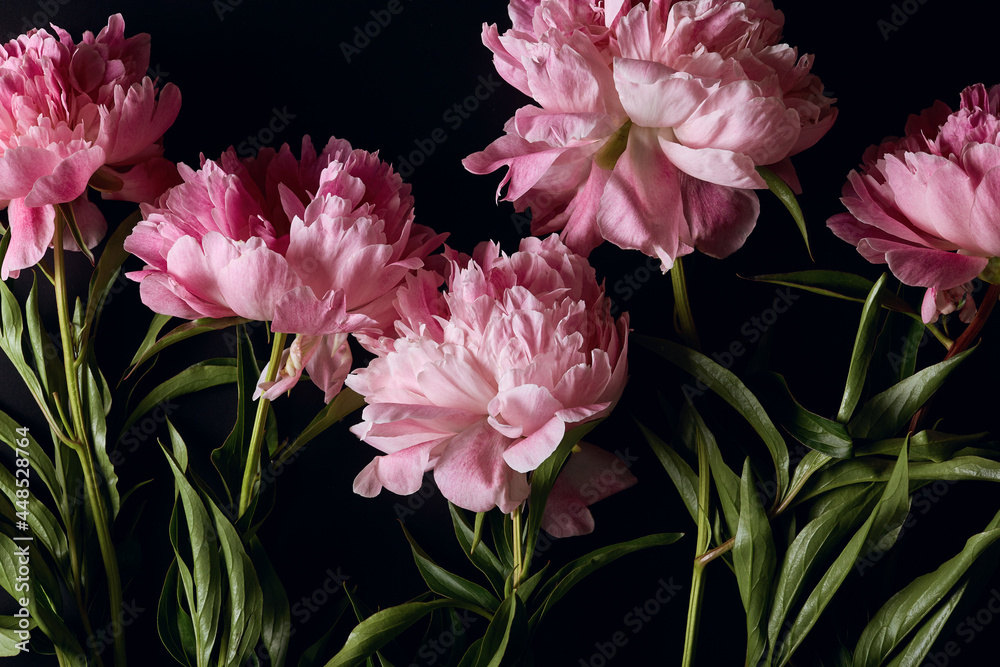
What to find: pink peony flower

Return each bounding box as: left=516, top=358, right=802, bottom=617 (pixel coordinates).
left=0, top=14, right=182, bottom=278
left=541, top=442, right=637, bottom=537
left=828, top=84, right=1000, bottom=323
left=124, top=136, right=445, bottom=401
left=347, top=235, right=629, bottom=517
left=464, top=0, right=835, bottom=269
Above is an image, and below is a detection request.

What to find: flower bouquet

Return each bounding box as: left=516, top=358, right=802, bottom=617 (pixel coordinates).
left=1, top=1, right=999, bottom=666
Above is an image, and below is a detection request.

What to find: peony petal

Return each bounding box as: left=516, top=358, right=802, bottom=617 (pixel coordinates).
left=2, top=199, right=55, bottom=279
left=598, top=126, right=688, bottom=269
left=613, top=58, right=710, bottom=129
left=434, top=419, right=528, bottom=513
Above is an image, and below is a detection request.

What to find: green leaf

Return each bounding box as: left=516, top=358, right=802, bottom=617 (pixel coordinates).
left=852, top=507, right=1000, bottom=665
left=0, top=615, right=35, bottom=656
left=25, top=273, right=62, bottom=405
left=471, top=595, right=526, bottom=667
left=122, top=358, right=238, bottom=436
left=522, top=420, right=602, bottom=569
left=885, top=581, right=967, bottom=667
left=83, top=208, right=141, bottom=338
left=207, top=499, right=264, bottom=667
left=130, top=312, right=173, bottom=367
left=692, top=407, right=742, bottom=539
left=323, top=600, right=460, bottom=667
left=0, top=409, right=60, bottom=502
left=754, top=374, right=853, bottom=459
left=0, top=264, right=58, bottom=431
left=529, top=533, right=683, bottom=629
left=82, top=363, right=120, bottom=517
left=129, top=316, right=249, bottom=372
left=162, top=439, right=223, bottom=667
left=401, top=524, right=501, bottom=612
left=849, top=349, right=973, bottom=440
left=734, top=460, right=777, bottom=666
left=0, top=534, right=83, bottom=659
left=449, top=504, right=507, bottom=596
left=767, top=484, right=880, bottom=657
left=756, top=165, right=812, bottom=260
left=158, top=560, right=196, bottom=667
left=796, top=456, right=1000, bottom=505
left=745, top=271, right=917, bottom=315
left=776, top=441, right=910, bottom=665
left=636, top=334, right=790, bottom=500
left=838, top=274, right=887, bottom=423
left=781, top=450, right=833, bottom=512
left=638, top=420, right=699, bottom=525
left=854, top=430, right=989, bottom=462
left=0, top=465, right=68, bottom=571
left=251, top=538, right=291, bottom=667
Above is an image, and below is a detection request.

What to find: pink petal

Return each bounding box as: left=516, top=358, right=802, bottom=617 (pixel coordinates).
left=541, top=443, right=637, bottom=538
left=680, top=175, right=760, bottom=258
left=216, top=245, right=301, bottom=322
left=598, top=126, right=688, bottom=269
left=24, top=147, right=107, bottom=208
left=434, top=419, right=528, bottom=513
left=271, top=286, right=374, bottom=336
left=659, top=139, right=765, bottom=189
left=613, top=58, right=710, bottom=128
left=2, top=199, right=54, bottom=279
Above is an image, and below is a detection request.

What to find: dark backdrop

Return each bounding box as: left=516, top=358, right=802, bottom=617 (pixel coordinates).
left=1, top=1, right=999, bottom=665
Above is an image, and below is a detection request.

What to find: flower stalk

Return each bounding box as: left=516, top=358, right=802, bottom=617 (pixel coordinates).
left=53, top=208, right=126, bottom=667
left=672, top=257, right=701, bottom=351
left=681, top=426, right=712, bottom=667
left=239, top=330, right=289, bottom=517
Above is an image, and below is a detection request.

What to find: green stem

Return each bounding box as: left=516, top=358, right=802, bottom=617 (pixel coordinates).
left=238, top=330, right=288, bottom=518
left=53, top=210, right=125, bottom=667
left=511, top=505, right=524, bottom=588
left=671, top=256, right=701, bottom=350
left=681, top=423, right=712, bottom=667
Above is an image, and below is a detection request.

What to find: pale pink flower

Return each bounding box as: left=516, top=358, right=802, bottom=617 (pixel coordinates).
left=125, top=136, right=444, bottom=401
left=0, top=15, right=181, bottom=278
left=347, top=235, right=629, bottom=517
left=542, top=442, right=637, bottom=537
left=464, top=0, right=835, bottom=269
left=828, top=84, right=1000, bottom=323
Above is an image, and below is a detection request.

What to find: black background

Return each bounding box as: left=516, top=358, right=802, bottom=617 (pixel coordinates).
left=2, top=0, right=1000, bottom=665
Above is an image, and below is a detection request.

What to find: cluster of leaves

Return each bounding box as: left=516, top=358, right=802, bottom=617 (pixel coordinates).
left=640, top=271, right=1000, bottom=665
left=322, top=420, right=681, bottom=667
